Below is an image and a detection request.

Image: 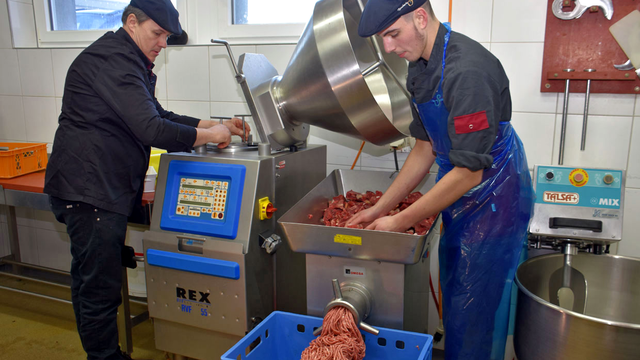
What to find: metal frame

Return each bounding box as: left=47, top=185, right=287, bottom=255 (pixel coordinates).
left=0, top=187, right=147, bottom=355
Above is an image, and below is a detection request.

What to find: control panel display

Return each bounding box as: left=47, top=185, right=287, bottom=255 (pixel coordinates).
left=160, top=160, right=246, bottom=239
left=176, top=178, right=229, bottom=220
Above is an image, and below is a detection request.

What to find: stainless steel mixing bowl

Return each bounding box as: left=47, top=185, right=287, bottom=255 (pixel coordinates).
left=514, top=253, right=640, bottom=360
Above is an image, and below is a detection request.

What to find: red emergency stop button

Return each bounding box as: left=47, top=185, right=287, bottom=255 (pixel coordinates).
left=569, top=168, right=589, bottom=187
left=574, top=173, right=584, bottom=183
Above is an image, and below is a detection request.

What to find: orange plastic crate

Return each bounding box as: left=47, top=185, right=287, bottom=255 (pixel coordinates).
left=0, top=142, right=48, bottom=179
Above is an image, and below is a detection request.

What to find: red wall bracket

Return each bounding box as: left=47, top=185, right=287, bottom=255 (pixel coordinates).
left=541, top=0, right=640, bottom=94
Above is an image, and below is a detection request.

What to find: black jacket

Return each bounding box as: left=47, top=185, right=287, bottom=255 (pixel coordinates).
left=45, top=28, right=198, bottom=216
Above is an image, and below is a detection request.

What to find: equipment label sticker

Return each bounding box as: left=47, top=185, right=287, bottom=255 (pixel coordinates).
left=543, top=191, right=579, bottom=204
left=334, top=234, right=362, bottom=245
left=344, top=266, right=366, bottom=278
left=592, top=209, right=620, bottom=219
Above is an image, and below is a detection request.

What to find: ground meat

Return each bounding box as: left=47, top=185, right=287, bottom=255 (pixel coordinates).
left=322, top=190, right=437, bottom=235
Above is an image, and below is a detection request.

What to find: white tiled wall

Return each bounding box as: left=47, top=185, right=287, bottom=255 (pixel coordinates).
left=0, top=0, right=639, bottom=350
left=0, top=49, right=22, bottom=95
left=51, top=48, right=83, bottom=97
left=0, top=0, right=12, bottom=49
left=7, top=0, right=36, bottom=48
left=18, top=49, right=55, bottom=96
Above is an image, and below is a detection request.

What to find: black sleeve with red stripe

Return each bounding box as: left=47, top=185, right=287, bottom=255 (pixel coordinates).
left=443, top=67, right=509, bottom=171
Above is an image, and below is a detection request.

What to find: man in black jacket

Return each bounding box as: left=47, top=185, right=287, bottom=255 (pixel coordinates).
left=44, top=1, right=248, bottom=359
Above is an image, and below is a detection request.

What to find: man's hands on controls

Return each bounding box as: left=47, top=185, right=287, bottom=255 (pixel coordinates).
left=223, top=118, right=251, bottom=141
left=194, top=118, right=252, bottom=148
left=196, top=125, right=232, bottom=148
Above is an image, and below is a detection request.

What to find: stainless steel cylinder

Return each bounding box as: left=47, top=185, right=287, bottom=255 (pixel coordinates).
left=324, top=281, right=372, bottom=325
left=580, top=69, right=596, bottom=151
left=514, top=253, right=640, bottom=360
left=258, top=143, right=271, bottom=156
left=558, top=69, right=575, bottom=165
left=314, top=279, right=379, bottom=336
left=194, top=145, right=207, bottom=155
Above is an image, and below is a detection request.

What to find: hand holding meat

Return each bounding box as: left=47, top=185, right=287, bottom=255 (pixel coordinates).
left=363, top=214, right=413, bottom=233
left=323, top=190, right=436, bottom=235
left=346, top=206, right=382, bottom=228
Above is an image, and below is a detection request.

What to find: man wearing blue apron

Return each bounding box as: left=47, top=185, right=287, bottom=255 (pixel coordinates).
left=349, top=1, right=534, bottom=359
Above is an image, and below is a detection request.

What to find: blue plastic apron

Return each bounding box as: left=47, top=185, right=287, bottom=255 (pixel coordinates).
left=413, top=23, right=534, bottom=360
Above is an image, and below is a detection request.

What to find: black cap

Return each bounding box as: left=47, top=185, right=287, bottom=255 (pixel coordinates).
left=358, top=0, right=427, bottom=37
left=129, top=0, right=182, bottom=35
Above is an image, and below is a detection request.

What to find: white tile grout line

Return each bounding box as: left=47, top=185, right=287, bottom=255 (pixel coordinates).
left=626, top=95, right=638, bottom=181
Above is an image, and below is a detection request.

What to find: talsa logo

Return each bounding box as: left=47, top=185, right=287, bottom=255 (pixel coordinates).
left=543, top=191, right=579, bottom=204
left=397, top=0, right=414, bottom=11
left=176, top=287, right=211, bottom=304
left=599, top=198, right=620, bottom=206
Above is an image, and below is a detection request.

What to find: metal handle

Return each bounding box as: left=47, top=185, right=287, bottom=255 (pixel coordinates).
left=552, top=0, right=614, bottom=20
left=211, top=39, right=245, bottom=84
left=234, top=114, right=251, bottom=143
left=580, top=69, right=596, bottom=151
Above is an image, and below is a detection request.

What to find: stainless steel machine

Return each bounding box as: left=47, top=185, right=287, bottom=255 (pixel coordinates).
left=143, top=145, right=326, bottom=359
left=515, top=165, right=640, bottom=360
left=143, top=0, right=417, bottom=358
left=279, top=169, right=438, bottom=334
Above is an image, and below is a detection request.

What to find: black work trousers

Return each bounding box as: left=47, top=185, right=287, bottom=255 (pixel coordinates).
left=50, top=196, right=128, bottom=360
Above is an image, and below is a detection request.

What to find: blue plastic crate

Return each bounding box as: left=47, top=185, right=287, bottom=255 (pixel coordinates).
left=222, top=311, right=433, bottom=360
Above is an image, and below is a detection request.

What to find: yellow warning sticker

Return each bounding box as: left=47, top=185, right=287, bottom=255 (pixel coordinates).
left=334, top=234, right=362, bottom=246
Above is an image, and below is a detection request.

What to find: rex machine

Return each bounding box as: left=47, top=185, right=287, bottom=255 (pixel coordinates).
left=142, top=0, right=423, bottom=358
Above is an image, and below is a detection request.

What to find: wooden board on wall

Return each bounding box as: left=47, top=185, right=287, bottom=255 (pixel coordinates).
left=541, top=0, right=640, bottom=94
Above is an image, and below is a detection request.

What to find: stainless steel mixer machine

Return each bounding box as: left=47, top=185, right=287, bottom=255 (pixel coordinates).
left=514, top=165, right=638, bottom=360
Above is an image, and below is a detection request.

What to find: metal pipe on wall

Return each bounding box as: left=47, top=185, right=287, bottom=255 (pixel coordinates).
left=558, top=69, right=575, bottom=165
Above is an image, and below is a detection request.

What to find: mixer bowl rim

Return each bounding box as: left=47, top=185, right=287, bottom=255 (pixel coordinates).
left=515, top=253, right=640, bottom=330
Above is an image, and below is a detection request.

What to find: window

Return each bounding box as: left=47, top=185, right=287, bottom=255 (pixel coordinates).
left=33, top=0, right=178, bottom=47
left=219, top=0, right=320, bottom=43
left=31, top=0, right=319, bottom=47
left=49, top=0, right=177, bottom=31
left=232, top=0, right=319, bottom=25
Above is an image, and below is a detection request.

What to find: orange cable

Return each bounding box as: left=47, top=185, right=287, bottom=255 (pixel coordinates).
left=448, top=0, right=453, bottom=23
left=438, top=221, right=443, bottom=319
left=438, top=277, right=443, bottom=320
left=351, top=141, right=366, bottom=170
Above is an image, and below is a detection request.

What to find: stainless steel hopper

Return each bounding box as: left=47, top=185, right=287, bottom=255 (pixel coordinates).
left=237, top=0, right=413, bottom=150
left=278, top=169, right=439, bottom=264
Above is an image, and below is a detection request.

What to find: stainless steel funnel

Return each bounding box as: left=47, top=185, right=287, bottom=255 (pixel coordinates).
left=240, top=0, right=413, bottom=149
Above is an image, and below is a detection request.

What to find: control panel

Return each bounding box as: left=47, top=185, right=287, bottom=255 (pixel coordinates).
left=530, top=165, right=625, bottom=242
left=160, top=160, right=246, bottom=239
left=535, top=166, right=623, bottom=209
